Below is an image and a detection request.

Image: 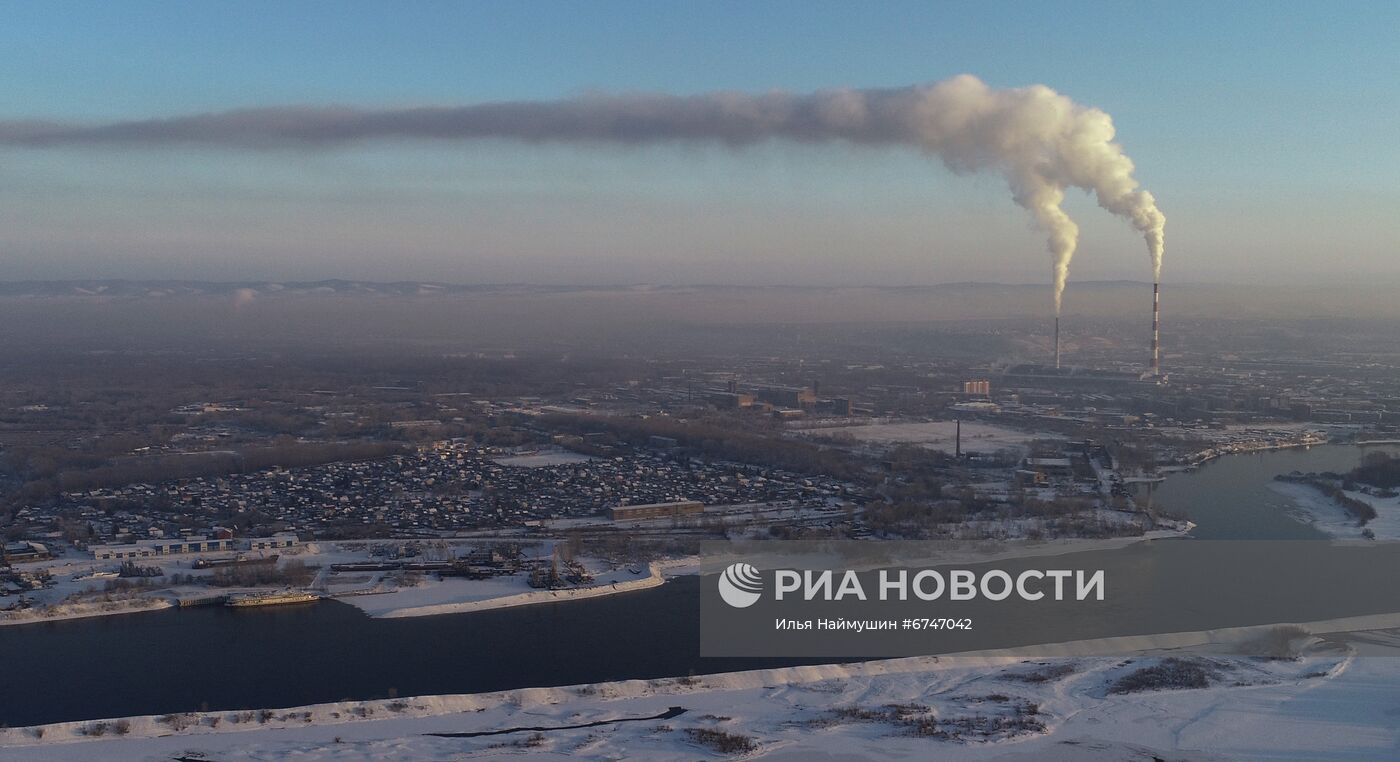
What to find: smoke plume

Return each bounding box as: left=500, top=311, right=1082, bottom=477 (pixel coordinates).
left=0, top=75, right=1165, bottom=305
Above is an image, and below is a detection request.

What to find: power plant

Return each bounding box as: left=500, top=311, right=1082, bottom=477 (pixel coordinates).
left=1031, top=280, right=1163, bottom=381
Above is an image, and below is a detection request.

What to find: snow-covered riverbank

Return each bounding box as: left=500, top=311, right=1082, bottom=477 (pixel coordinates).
left=0, top=542, right=682, bottom=627
left=346, top=562, right=667, bottom=618
left=0, top=597, right=172, bottom=627
left=1269, top=481, right=1400, bottom=540
left=5, top=620, right=1399, bottom=761
left=4, top=527, right=1196, bottom=628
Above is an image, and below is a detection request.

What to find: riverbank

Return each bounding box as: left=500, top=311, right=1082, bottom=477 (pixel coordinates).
left=352, top=562, right=668, bottom=618
left=3, top=524, right=1190, bottom=629
left=0, top=597, right=172, bottom=627
left=357, top=523, right=1195, bottom=620
left=1181, top=436, right=1329, bottom=468
left=0, top=542, right=683, bottom=627
left=1269, top=481, right=1400, bottom=540
left=5, top=617, right=1398, bottom=761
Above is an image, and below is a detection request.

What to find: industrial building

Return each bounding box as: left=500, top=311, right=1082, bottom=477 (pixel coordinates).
left=249, top=533, right=301, bottom=551
left=1, top=541, right=51, bottom=564
left=962, top=379, right=991, bottom=396
left=91, top=536, right=239, bottom=560
left=708, top=391, right=757, bottom=409
left=1001, top=364, right=1156, bottom=389
left=752, top=384, right=817, bottom=409
left=608, top=500, right=705, bottom=522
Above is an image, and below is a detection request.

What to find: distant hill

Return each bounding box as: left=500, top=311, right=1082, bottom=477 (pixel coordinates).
left=0, top=278, right=1394, bottom=357
left=0, top=279, right=1390, bottom=322
left=0, top=279, right=577, bottom=298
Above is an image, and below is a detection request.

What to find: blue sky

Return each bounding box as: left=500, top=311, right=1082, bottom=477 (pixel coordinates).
left=2, top=1, right=1397, bottom=285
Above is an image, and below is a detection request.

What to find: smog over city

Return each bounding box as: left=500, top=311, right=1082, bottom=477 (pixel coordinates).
left=3, top=3, right=1400, bottom=761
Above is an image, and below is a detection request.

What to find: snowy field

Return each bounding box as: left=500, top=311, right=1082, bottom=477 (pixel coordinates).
left=491, top=450, right=594, bottom=467
left=4, top=625, right=1399, bottom=761
left=821, top=421, right=1058, bottom=453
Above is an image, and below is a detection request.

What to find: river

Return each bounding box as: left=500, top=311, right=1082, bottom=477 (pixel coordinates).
left=1141, top=442, right=1400, bottom=539
left=0, top=576, right=837, bottom=728
left=2, top=442, right=1397, bottom=727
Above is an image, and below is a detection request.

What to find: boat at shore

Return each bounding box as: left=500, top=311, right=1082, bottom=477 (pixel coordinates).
left=225, top=591, right=320, bottom=608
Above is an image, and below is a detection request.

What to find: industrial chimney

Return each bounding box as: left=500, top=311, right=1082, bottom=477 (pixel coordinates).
left=1151, top=282, right=1161, bottom=374
left=1054, top=317, right=1061, bottom=370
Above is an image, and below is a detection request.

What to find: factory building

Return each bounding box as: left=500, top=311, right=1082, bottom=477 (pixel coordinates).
left=1002, top=365, right=1153, bottom=389
left=249, top=533, right=301, bottom=551
left=91, top=536, right=238, bottom=560
left=1022, top=457, right=1075, bottom=479
left=608, top=500, right=705, bottom=522
left=962, top=379, right=991, bottom=396
left=752, top=385, right=817, bottom=409
left=1, top=541, right=51, bottom=564
left=817, top=397, right=854, bottom=416
left=709, top=391, right=757, bottom=409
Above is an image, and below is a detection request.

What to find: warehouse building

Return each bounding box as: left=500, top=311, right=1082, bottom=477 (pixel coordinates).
left=92, top=536, right=238, bottom=560
left=250, top=532, right=301, bottom=551
left=608, top=500, right=705, bottom=522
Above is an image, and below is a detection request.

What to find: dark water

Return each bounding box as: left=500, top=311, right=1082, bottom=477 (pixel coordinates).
left=4, top=443, right=1398, bottom=726
left=1141, top=443, right=1400, bottom=539
left=0, top=577, right=831, bottom=727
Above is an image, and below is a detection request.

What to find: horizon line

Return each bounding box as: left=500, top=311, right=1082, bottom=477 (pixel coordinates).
left=0, top=277, right=1283, bottom=290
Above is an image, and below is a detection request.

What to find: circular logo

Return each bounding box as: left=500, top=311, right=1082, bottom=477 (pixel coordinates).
left=717, top=562, right=763, bottom=608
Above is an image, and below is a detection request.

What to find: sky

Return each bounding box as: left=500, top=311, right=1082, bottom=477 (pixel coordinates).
left=1, top=0, right=1397, bottom=287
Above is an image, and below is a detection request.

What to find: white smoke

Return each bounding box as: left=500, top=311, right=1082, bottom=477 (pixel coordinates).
left=0, top=74, right=1165, bottom=304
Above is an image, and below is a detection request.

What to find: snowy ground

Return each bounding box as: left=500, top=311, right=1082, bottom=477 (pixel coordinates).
left=6, top=528, right=1203, bottom=629
left=2, top=542, right=659, bottom=626
left=491, top=449, right=595, bottom=467
left=337, top=563, right=664, bottom=618
left=4, top=625, right=1398, bottom=761
left=813, top=421, right=1057, bottom=454
left=0, top=549, right=188, bottom=626
left=0, top=596, right=173, bottom=626
left=1269, top=482, right=1400, bottom=540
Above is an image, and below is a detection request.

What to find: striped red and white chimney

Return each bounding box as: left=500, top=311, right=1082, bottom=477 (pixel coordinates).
left=1151, top=282, right=1160, bottom=374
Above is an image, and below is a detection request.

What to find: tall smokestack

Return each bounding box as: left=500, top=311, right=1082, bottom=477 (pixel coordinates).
left=1151, top=282, right=1161, bottom=375
left=1054, top=317, right=1061, bottom=369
